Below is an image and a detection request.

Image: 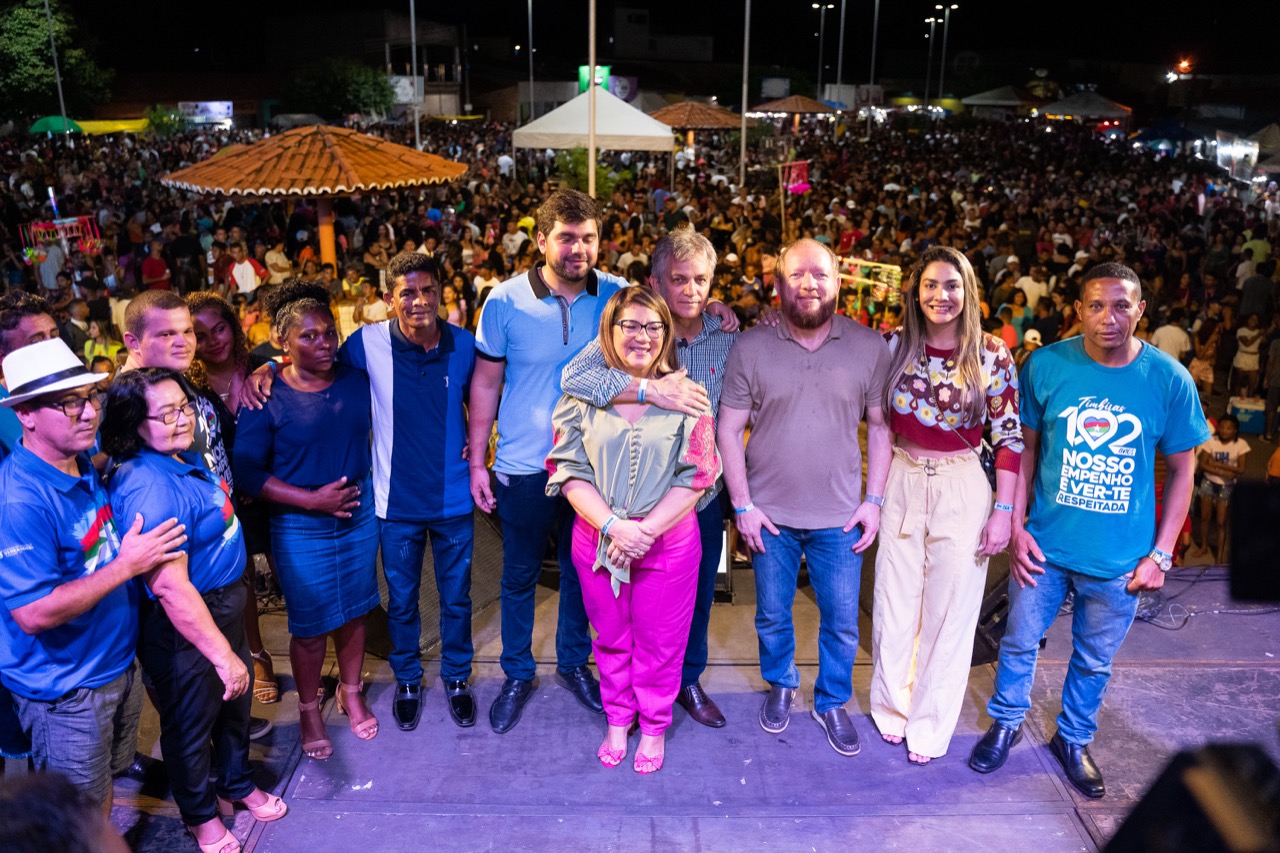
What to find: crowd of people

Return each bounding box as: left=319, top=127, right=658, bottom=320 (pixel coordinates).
left=1, top=114, right=1279, bottom=849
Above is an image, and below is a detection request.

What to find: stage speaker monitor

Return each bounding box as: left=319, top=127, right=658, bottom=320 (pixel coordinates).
left=971, top=551, right=1010, bottom=666
left=1230, top=481, right=1280, bottom=604
left=1104, top=744, right=1280, bottom=853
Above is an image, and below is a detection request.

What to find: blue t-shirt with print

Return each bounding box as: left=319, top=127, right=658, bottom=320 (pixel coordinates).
left=109, top=448, right=245, bottom=595
left=1020, top=338, right=1210, bottom=579
left=0, top=444, right=134, bottom=701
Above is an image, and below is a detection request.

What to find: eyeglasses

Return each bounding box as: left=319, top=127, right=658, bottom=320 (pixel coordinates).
left=145, top=400, right=197, bottom=425
left=43, top=391, right=107, bottom=418
left=614, top=320, right=667, bottom=338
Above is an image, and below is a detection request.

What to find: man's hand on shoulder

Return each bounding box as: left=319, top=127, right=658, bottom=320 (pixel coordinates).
left=239, top=363, right=275, bottom=410
left=116, top=514, right=187, bottom=577
left=648, top=369, right=709, bottom=416
left=705, top=300, right=741, bottom=333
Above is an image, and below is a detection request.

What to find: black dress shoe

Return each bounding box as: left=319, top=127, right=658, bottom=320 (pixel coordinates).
left=676, top=682, right=726, bottom=728
left=811, top=707, right=861, bottom=756
left=489, top=677, right=536, bottom=734
left=444, top=679, right=476, bottom=728
left=555, top=665, right=604, bottom=714
left=393, top=682, right=423, bottom=731
left=759, top=685, right=795, bottom=733
left=968, top=722, right=1022, bottom=773
left=1049, top=732, right=1105, bottom=798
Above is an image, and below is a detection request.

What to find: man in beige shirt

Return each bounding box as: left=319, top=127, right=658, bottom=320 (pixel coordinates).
left=718, top=238, right=892, bottom=758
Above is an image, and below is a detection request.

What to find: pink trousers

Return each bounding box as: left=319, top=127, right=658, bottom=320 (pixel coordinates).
left=571, top=512, right=701, bottom=735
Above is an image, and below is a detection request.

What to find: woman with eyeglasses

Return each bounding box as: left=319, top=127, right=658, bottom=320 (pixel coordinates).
left=103, top=367, right=286, bottom=853
left=232, top=281, right=379, bottom=762
left=545, top=288, right=720, bottom=774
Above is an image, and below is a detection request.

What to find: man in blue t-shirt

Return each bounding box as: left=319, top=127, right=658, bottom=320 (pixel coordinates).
left=0, top=339, right=187, bottom=810
left=969, top=263, right=1209, bottom=799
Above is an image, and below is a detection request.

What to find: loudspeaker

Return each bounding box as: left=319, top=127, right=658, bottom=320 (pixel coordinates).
left=364, top=508, right=507, bottom=660
left=858, top=543, right=1011, bottom=667
left=971, top=553, right=1011, bottom=666
left=1231, top=482, right=1280, bottom=603
left=1104, top=744, right=1280, bottom=853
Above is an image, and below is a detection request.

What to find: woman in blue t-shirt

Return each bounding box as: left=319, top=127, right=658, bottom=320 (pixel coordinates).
left=232, top=281, right=379, bottom=763
left=104, top=367, right=288, bottom=853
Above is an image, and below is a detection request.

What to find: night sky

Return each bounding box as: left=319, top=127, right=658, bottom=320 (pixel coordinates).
left=67, top=0, right=1276, bottom=81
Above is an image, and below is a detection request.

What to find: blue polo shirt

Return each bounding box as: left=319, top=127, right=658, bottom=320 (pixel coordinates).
left=0, top=443, right=133, bottom=701
left=109, top=448, right=245, bottom=595
left=475, top=264, right=625, bottom=475
left=340, top=319, right=476, bottom=523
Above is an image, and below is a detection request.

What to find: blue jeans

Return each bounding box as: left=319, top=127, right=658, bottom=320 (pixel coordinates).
left=494, top=470, right=591, bottom=681
left=379, top=514, right=475, bottom=684
left=987, top=562, right=1140, bottom=746
left=752, top=525, right=863, bottom=714
left=682, top=494, right=727, bottom=688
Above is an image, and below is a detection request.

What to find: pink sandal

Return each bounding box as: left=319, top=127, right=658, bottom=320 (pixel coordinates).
left=217, top=791, right=288, bottom=822
left=337, top=681, right=379, bottom=741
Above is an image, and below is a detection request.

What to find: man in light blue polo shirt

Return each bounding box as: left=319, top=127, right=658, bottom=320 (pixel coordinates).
left=469, top=189, right=625, bottom=733
left=0, top=339, right=187, bottom=811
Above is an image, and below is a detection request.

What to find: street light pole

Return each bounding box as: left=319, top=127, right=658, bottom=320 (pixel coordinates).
left=836, top=0, right=846, bottom=89
left=740, top=0, right=750, bottom=191
left=866, top=0, right=880, bottom=135
left=527, top=0, right=535, bottom=123
left=409, top=0, right=420, bottom=149
left=42, top=0, right=69, bottom=136
left=923, top=17, right=937, bottom=110
left=587, top=0, right=596, bottom=197
left=936, top=4, right=958, bottom=116
left=812, top=4, right=833, bottom=101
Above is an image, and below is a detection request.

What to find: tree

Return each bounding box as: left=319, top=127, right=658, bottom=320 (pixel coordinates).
left=554, top=148, right=631, bottom=200
left=285, top=60, right=395, bottom=119
left=143, top=105, right=188, bottom=139
left=0, top=0, right=112, bottom=123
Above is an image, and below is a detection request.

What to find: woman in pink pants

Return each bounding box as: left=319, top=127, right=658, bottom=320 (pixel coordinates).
left=547, top=288, right=720, bottom=774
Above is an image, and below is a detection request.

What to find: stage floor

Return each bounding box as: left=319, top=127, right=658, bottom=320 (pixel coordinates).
left=108, top=562, right=1280, bottom=853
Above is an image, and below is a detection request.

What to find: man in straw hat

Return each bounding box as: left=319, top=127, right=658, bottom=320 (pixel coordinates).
left=0, top=338, right=194, bottom=811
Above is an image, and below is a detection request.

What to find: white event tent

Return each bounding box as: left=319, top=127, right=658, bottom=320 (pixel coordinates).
left=512, top=87, right=676, bottom=152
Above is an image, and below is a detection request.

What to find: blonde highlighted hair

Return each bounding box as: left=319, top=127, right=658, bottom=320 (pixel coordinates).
left=598, top=288, right=680, bottom=378
left=885, top=245, right=987, bottom=423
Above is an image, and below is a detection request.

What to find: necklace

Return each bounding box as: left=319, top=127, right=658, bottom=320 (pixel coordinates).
left=207, top=370, right=237, bottom=401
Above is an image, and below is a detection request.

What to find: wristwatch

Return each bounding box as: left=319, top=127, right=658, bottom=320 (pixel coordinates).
left=1147, top=548, right=1173, bottom=573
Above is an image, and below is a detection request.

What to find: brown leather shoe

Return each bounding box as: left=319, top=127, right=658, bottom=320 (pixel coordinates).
left=676, top=682, right=726, bottom=728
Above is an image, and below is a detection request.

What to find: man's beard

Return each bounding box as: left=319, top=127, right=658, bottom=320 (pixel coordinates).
left=548, top=251, right=593, bottom=284
left=784, top=294, right=837, bottom=329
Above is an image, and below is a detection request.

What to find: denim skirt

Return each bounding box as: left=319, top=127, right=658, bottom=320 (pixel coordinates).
left=270, top=475, right=379, bottom=637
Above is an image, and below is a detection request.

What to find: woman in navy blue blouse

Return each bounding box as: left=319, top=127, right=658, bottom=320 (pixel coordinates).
left=233, top=281, right=379, bottom=761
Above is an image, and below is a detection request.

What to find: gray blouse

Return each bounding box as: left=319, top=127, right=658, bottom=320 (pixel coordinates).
left=546, top=395, right=720, bottom=594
